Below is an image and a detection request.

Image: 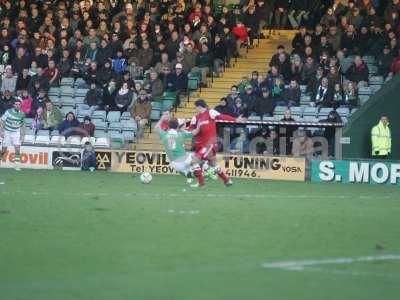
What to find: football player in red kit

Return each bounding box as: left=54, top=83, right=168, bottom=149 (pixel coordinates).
left=189, top=99, right=245, bottom=187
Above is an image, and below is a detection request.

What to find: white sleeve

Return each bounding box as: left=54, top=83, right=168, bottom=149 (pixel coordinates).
left=209, top=109, right=220, bottom=119
left=1, top=111, right=9, bottom=122
left=190, top=115, right=197, bottom=125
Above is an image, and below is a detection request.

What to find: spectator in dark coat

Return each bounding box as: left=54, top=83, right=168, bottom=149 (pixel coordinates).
left=114, top=82, right=133, bottom=112
left=377, top=45, right=394, bottom=77
left=280, top=109, right=297, bottom=155
left=346, top=56, right=369, bottom=85
left=320, top=110, right=342, bottom=157
left=254, top=87, right=275, bottom=117
left=241, top=84, right=258, bottom=113
left=0, top=90, right=14, bottom=115
left=281, top=80, right=301, bottom=107
left=215, top=97, right=235, bottom=116
left=165, top=63, right=187, bottom=93
left=58, top=112, right=80, bottom=138
left=311, top=77, right=333, bottom=107
left=16, top=68, right=31, bottom=92
left=79, top=116, right=96, bottom=137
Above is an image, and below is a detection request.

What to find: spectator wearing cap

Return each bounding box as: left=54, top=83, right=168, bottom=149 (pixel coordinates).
left=131, top=90, right=152, bottom=138
left=241, top=84, right=257, bottom=113
left=165, top=63, right=188, bottom=96
left=0, top=90, right=14, bottom=115
left=255, top=87, right=275, bottom=118
left=43, top=101, right=63, bottom=131
left=192, top=43, right=213, bottom=86
left=79, top=116, right=96, bottom=137
left=1, top=66, right=17, bottom=94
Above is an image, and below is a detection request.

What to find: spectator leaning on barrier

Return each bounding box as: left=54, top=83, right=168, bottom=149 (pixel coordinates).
left=371, top=116, right=391, bottom=159
left=81, top=141, right=96, bottom=172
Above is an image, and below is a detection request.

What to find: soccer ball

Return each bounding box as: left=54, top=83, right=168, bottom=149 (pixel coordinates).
left=140, top=172, right=152, bottom=184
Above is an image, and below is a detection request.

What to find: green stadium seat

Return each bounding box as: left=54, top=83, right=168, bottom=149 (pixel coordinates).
left=107, top=111, right=121, bottom=123
left=92, top=120, right=107, bottom=130
left=60, top=97, right=75, bottom=108
left=91, top=110, right=107, bottom=121
left=108, top=122, right=122, bottom=132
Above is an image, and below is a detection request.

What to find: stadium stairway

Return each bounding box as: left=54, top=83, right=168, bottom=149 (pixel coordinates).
left=135, top=30, right=296, bottom=151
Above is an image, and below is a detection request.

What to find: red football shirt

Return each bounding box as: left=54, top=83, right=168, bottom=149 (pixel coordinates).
left=189, top=109, right=236, bottom=149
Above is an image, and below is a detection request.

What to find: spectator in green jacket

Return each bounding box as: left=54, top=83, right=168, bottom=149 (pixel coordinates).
left=371, top=116, right=391, bottom=159
left=43, top=101, right=63, bottom=131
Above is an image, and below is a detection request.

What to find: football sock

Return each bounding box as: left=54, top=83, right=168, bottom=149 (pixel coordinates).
left=193, top=165, right=205, bottom=186
left=215, top=166, right=229, bottom=184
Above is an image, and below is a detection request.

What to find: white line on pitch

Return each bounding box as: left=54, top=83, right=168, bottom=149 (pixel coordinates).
left=261, top=255, right=400, bottom=271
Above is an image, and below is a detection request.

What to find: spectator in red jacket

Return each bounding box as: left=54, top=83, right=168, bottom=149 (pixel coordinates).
left=232, top=21, right=249, bottom=56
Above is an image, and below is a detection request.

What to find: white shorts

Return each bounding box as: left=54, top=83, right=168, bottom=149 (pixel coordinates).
left=171, top=153, right=193, bottom=176
left=2, top=131, right=21, bottom=148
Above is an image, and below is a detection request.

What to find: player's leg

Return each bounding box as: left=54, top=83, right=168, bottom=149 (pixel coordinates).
left=190, top=154, right=205, bottom=187
left=0, top=146, right=6, bottom=162
left=207, top=145, right=232, bottom=186
left=1, top=131, right=10, bottom=165
left=12, top=131, right=22, bottom=170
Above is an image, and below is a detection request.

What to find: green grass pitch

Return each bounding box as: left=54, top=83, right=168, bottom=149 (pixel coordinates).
left=0, top=169, right=399, bottom=300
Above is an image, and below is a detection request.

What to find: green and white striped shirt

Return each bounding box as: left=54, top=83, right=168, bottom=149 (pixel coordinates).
left=1, top=108, right=25, bottom=132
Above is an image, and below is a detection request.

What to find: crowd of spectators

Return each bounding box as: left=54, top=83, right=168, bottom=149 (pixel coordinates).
left=0, top=0, right=398, bottom=155
left=209, top=0, right=400, bottom=157
left=0, top=0, right=254, bottom=137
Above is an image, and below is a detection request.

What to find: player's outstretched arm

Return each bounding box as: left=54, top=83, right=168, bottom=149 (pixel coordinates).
left=154, top=111, right=169, bottom=134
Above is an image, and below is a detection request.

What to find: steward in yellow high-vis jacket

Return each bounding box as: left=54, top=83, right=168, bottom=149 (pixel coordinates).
left=371, top=116, right=391, bottom=159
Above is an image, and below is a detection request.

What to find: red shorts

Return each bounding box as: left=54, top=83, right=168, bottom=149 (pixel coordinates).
left=195, top=144, right=217, bottom=161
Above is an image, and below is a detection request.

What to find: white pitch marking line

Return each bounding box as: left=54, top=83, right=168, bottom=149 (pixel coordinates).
left=262, top=255, right=400, bottom=271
